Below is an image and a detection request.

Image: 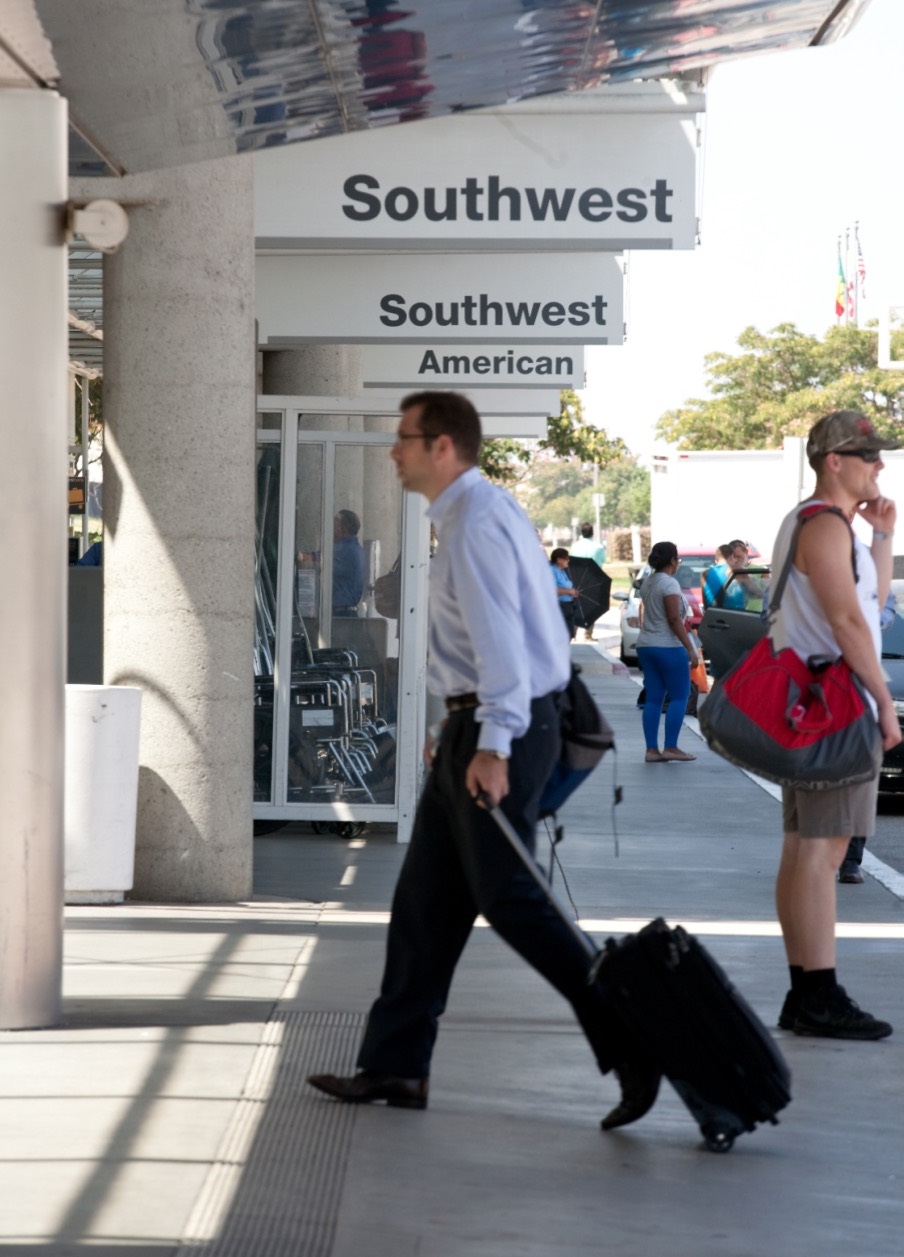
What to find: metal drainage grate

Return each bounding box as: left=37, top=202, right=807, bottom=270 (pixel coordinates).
left=181, top=1009, right=366, bottom=1257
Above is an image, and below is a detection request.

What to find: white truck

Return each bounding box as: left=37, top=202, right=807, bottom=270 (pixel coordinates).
left=650, top=437, right=904, bottom=561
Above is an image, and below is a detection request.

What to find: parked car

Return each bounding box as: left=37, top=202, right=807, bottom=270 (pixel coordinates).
left=614, top=564, right=647, bottom=664
left=875, top=581, right=904, bottom=792
left=698, top=575, right=904, bottom=794
left=615, top=545, right=757, bottom=664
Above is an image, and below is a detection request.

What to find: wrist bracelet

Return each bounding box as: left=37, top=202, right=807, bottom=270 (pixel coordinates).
left=873, top=530, right=893, bottom=541
left=480, top=749, right=509, bottom=761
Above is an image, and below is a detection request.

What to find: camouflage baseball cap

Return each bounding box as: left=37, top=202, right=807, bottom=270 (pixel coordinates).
left=807, top=411, right=901, bottom=459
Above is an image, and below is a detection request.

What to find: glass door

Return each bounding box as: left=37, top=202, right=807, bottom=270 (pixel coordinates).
left=254, top=403, right=427, bottom=838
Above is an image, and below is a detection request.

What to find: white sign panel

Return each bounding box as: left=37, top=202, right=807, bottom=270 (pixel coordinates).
left=255, top=85, right=701, bottom=252
left=481, top=414, right=548, bottom=438
left=257, top=253, right=624, bottom=345
left=361, top=387, right=561, bottom=416
left=360, top=344, right=584, bottom=389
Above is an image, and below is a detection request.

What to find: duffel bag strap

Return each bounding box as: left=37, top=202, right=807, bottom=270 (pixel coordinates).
left=766, top=503, right=857, bottom=629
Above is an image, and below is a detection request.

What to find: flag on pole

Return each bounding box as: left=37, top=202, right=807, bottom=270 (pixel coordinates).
left=855, top=224, right=867, bottom=299
left=847, top=280, right=855, bottom=321
left=835, top=246, right=846, bottom=318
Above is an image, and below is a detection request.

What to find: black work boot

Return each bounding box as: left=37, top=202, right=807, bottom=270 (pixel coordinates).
left=839, top=836, right=866, bottom=884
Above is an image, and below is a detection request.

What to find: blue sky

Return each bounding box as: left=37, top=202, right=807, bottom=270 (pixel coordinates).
left=580, top=0, right=904, bottom=458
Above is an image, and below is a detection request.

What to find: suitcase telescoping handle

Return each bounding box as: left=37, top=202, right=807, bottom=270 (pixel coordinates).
left=481, top=795, right=598, bottom=966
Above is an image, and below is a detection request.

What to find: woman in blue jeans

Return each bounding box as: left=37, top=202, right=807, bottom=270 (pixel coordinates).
left=636, top=541, right=701, bottom=763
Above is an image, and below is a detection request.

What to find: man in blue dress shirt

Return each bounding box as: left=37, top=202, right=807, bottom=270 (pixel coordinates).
left=331, top=509, right=366, bottom=616
left=308, top=391, right=660, bottom=1131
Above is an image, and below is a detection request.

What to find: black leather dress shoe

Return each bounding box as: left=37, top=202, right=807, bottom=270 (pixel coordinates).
left=307, top=1070, right=428, bottom=1110
left=600, top=1058, right=662, bottom=1132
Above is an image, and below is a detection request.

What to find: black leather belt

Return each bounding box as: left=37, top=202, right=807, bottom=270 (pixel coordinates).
left=445, top=692, right=479, bottom=712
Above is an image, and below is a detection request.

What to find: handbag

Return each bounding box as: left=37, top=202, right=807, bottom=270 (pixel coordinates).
left=689, top=631, right=709, bottom=695
left=372, top=555, right=401, bottom=619
left=539, top=665, right=614, bottom=818
left=698, top=505, right=883, bottom=790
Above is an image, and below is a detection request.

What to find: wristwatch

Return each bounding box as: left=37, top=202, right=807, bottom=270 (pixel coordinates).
left=480, top=749, right=510, bottom=761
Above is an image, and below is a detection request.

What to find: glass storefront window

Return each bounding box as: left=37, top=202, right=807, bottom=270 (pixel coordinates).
left=287, top=436, right=402, bottom=805
left=254, top=414, right=406, bottom=814
left=253, top=436, right=284, bottom=802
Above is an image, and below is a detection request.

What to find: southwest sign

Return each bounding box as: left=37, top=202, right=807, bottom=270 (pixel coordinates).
left=255, top=83, right=701, bottom=252
left=360, top=344, right=584, bottom=389
left=256, top=253, right=624, bottom=345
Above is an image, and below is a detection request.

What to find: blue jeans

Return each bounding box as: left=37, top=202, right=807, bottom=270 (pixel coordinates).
left=636, top=645, right=691, bottom=750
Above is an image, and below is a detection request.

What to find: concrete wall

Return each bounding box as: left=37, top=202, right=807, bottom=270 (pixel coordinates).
left=74, top=156, right=256, bottom=901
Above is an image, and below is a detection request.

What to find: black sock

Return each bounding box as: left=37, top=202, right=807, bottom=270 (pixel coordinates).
left=788, top=965, right=804, bottom=992
left=800, top=968, right=837, bottom=996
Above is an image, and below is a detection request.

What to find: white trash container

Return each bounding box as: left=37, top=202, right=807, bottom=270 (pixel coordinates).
left=64, top=685, right=142, bottom=905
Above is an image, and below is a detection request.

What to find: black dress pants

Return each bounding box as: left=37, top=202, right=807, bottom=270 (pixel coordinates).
left=356, top=695, right=621, bottom=1078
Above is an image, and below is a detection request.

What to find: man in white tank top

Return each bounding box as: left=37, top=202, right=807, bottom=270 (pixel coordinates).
left=773, top=412, right=900, bottom=1041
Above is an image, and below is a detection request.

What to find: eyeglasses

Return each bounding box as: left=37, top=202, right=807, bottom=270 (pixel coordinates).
left=834, top=449, right=882, bottom=464
left=394, top=432, right=429, bottom=443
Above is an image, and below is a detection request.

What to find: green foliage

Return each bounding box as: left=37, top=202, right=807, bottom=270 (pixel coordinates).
left=480, top=388, right=630, bottom=485
left=654, top=322, right=904, bottom=450
left=481, top=389, right=649, bottom=526
left=599, top=460, right=650, bottom=526
left=541, top=389, right=630, bottom=466
left=513, top=456, right=649, bottom=528
left=479, top=437, right=528, bottom=486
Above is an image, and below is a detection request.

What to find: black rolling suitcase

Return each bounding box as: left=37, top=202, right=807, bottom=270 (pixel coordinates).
left=589, top=919, right=792, bottom=1151
left=488, top=803, right=791, bottom=1152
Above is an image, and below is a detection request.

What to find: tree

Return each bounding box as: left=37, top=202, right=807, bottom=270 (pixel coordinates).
left=72, top=375, right=104, bottom=472
left=479, top=437, right=527, bottom=485
left=654, top=322, right=904, bottom=450
left=513, top=458, right=596, bottom=527
left=596, top=459, right=650, bottom=528
left=480, top=388, right=629, bottom=484
left=541, top=389, right=629, bottom=466
left=479, top=390, right=649, bottom=529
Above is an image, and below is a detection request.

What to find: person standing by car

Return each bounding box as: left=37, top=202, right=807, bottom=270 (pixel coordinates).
left=723, top=540, right=768, bottom=611
left=772, top=411, right=900, bottom=1040
left=704, top=541, right=767, bottom=610
left=703, top=545, right=733, bottom=608
left=636, top=541, right=701, bottom=763
left=550, top=547, right=578, bottom=640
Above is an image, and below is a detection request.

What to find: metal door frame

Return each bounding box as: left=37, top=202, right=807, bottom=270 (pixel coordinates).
left=254, top=398, right=429, bottom=842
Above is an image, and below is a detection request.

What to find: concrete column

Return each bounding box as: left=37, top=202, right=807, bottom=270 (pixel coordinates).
left=262, top=344, right=363, bottom=397
left=0, top=90, right=68, bottom=1028
left=78, top=156, right=256, bottom=901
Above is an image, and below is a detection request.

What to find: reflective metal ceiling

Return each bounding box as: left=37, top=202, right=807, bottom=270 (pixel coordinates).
left=67, top=245, right=104, bottom=375
left=26, top=0, right=867, bottom=374
left=28, top=0, right=869, bottom=179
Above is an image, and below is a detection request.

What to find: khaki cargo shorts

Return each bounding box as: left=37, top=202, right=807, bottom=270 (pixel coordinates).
left=782, top=775, right=879, bottom=839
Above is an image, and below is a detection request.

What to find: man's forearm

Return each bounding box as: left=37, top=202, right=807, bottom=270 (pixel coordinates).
left=871, top=530, right=893, bottom=604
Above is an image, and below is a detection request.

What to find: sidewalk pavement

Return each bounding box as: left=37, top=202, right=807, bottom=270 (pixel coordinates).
left=2, top=645, right=903, bottom=1256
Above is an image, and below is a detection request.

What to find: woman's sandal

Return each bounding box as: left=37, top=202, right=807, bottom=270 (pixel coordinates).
left=644, top=749, right=666, bottom=763
left=662, top=748, right=696, bottom=762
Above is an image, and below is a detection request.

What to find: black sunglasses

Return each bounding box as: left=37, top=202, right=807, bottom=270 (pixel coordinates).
left=834, top=449, right=882, bottom=464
